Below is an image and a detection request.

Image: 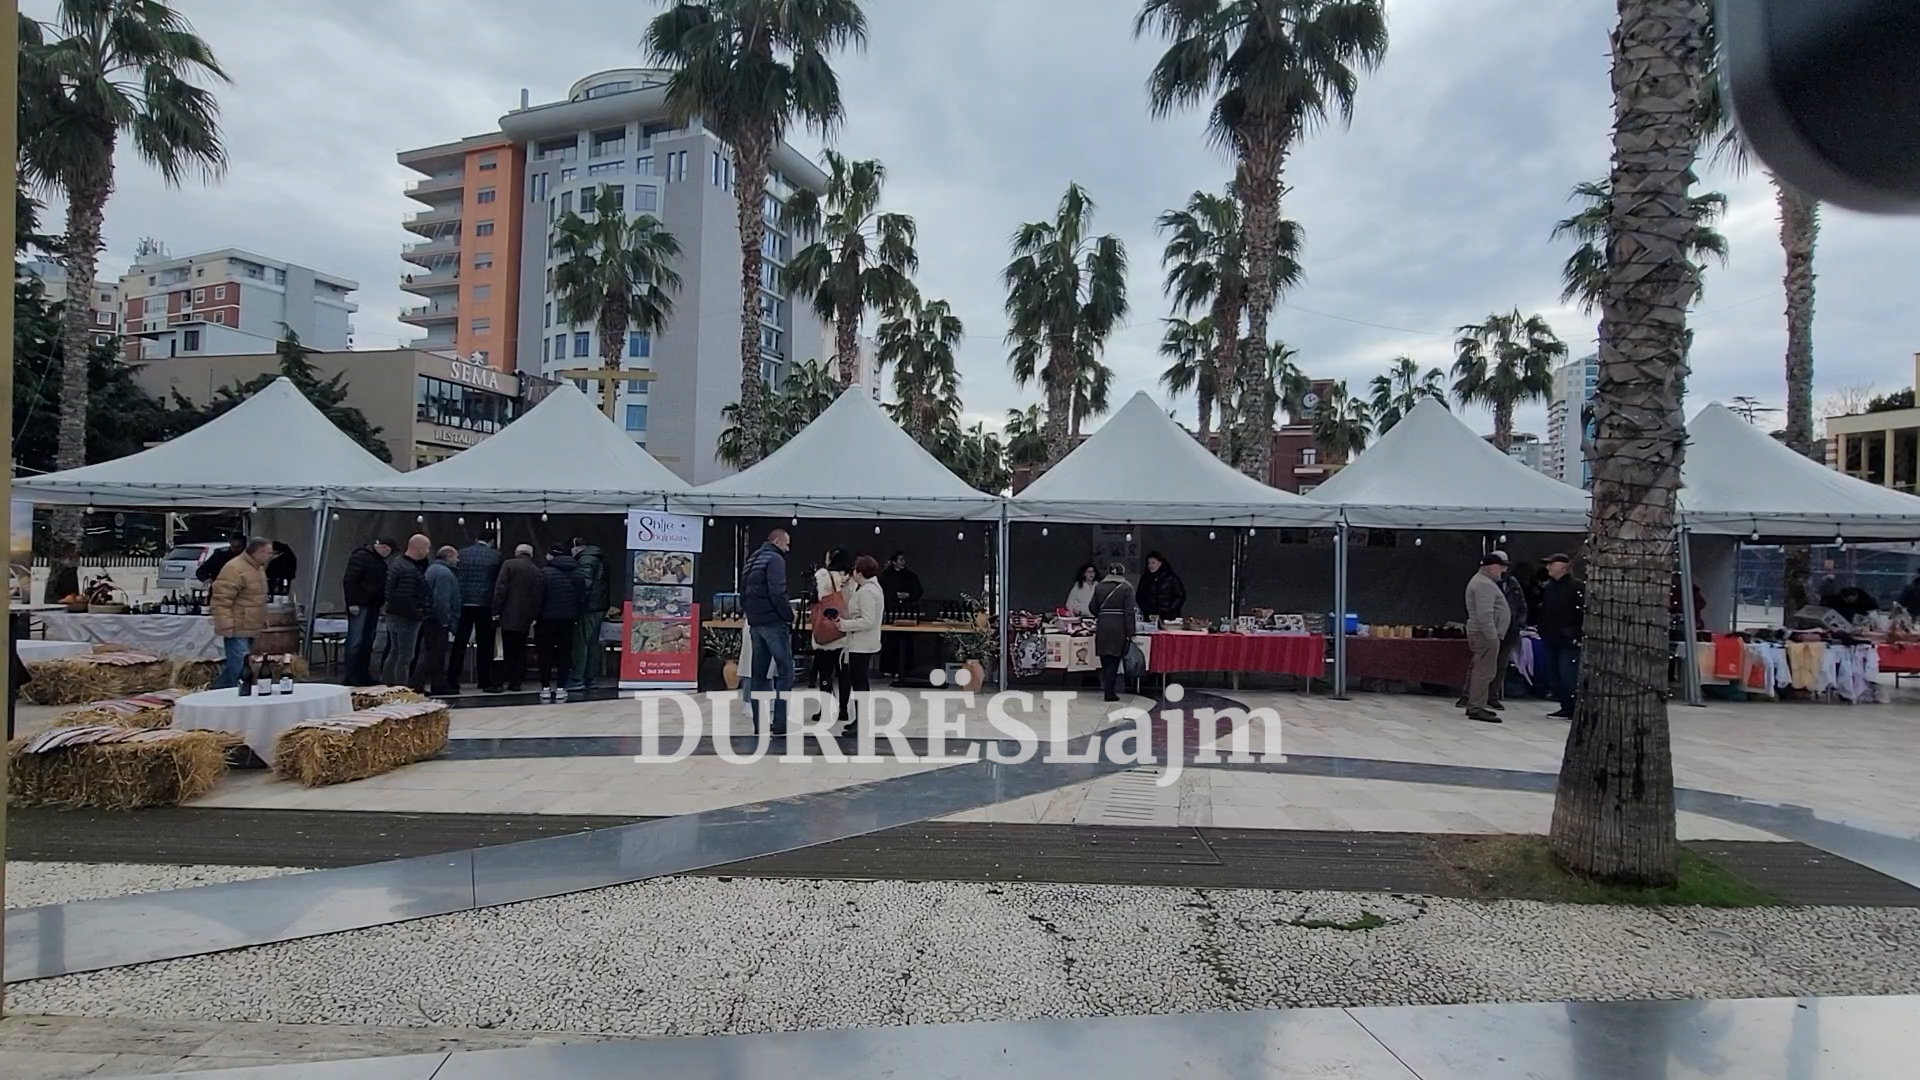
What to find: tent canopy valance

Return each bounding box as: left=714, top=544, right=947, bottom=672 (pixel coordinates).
left=1008, top=392, right=1335, bottom=526
left=1306, top=398, right=1591, bottom=532
left=13, top=377, right=396, bottom=510
left=330, top=382, right=686, bottom=514
left=669, top=387, right=1001, bottom=520
left=1678, top=402, right=1920, bottom=540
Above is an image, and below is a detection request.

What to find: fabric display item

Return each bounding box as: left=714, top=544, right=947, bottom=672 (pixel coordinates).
left=273, top=699, right=452, bottom=787
left=7, top=725, right=228, bottom=809
left=1712, top=635, right=1745, bottom=681
left=1012, top=633, right=1049, bottom=678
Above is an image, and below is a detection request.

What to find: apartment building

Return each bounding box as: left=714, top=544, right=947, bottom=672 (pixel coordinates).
left=398, top=133, right=526, bottom=372
left=1546, top=354, right=1599, bottom=490
left=1826, top=352, right=1920, bottom=494
left=117, top=246, right=358, bottom=361
left=399, top=68, right=832, bottom=484
left=19, top=259, right=120, bottom=346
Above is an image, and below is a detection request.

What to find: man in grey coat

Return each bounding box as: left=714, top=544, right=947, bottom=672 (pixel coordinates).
left=1462, top=552, right=1512, bottom=724
left=418, top=546, right=462, bottom=694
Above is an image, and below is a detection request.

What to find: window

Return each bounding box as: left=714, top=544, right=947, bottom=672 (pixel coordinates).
left=477, top=152, right=498, bottom=171
left=530, top=173, right=547, bottom=201
left=473, top=284, right=491, bottom=301
left=608, top=186, right=625, bottom=213
left=183, top=329, right=201, bottom=351
left=667, top=151, right=687, bottom=182
left=548, top=197, right=556, bottom=224
left=544, top=337, right=551, bottom=362
left=762, top=193, right=782, bottom=227
left=191, top=288, right=206, bottom=304
left=544, top=302, right=552, bottom=328
left=1297, top=483, right=1318, bottom=496
left=560, top=191, right=573, bottom=215
left=473, top=252, right=493, bottom=269
left=553, top=333, right=567, bottom=359
left=712, top=151, right=724, bottom=186
left=627, top=331, right=650, bottom=358
left=476, top=187, right=496, bottom=204
left=1298, top=447, right=1317, bottom=466
left=94, top=310, right=112, bottom=326
left=625, top=404, right=648, bottom=432
left=559, top=167, right=576, bottom=183
left=760, top=324, right=782, bottom=355
left=573, top=331, right=590, bottom=357
left=635, top=155, right=652, bottom=176
left=758, top=261, right=778, bottom=291
left=475, top=220, right=494, bottom=236
left=590, top=128, right=626, bottom=158
left=99, top=292, right=112, bottom=303
left=588, top=159, right=623, bottom=176
left=537, top=139, right=577, bottom=162
left=761, top=230, right=789, bottom=262
left=195, top=267, right=205, bottom=278
left=274, top=269, right=286, bottom=285
left=544, top=268, right=553, bottom=293
left=626, top=376, right=650, bottom=393
left=585, top=80, right=631, bottom=99
left=414, top=374, right=515, bottom=434
left=758, top=294, right=784, bottom=322
left=470, top=318, right=490, bottom=335
left=213, top=285, right=227, bottom=300
left=212, top=311, right=225, bottom=325
left=578, top=184, right=594, bottom=209
left=635, top=186, right=658, bottom=213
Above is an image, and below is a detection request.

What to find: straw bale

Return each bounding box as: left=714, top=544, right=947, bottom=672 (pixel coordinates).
left=272, top=702, right=450, bottom=787
left=22, top=653, right=171, bottom=705
left=7, top=727, right=228, bottom=809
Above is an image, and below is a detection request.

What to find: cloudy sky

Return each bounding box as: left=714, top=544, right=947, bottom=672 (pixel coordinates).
left=32, top=0, right=1920, bottom=440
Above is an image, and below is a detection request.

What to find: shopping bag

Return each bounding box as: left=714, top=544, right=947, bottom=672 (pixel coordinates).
left=811, top=591, right=846, bottom=645
left=1124, top=640, right=1146, bottom=677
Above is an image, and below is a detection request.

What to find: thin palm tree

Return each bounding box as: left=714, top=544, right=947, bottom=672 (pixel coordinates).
left=1312, top=378, right=1371, bottom=462
left=1158, top=315, right=1218, bottom=438
left=18, top=0, right=229, bottom=557
left=1367, top=355, right=1446, bottom=436
left=1003, top=183, right=1129, bottom=464
left=1003, top=405, right=1049, bottom=470
left=783, top=150, right=918, bottom=387
left=1551, top=177, right=1729, bottom=314
left=1548, top=0, right=1706, bottom=888
left=937, top=422, right=1011, bottom=495
left=1137, top=0, right=1388, bottom=481
left=1254, top=339, right=1310, bottom=436
left=646, top=0, right=867, bottom=464
left=1451, top=310, right=1566, bottom=451
left=1156, top=188, right=1304, bottom=457
left=715, top=357, right=839, bottom=467
left=552, top=187, right=684, bottom=421
left=875, top=296, right=963, bottom=448
left=1069, top=336, right=1115, bottom=442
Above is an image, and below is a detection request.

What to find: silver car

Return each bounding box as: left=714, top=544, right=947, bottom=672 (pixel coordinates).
left=156, top=542, right=228, bottom=593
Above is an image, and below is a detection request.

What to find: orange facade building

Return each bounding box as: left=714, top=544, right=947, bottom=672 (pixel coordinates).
left=399, top=134, right=525, bottom=373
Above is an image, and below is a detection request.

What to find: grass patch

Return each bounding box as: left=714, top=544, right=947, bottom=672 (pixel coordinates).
left=1435, top=835, right=1783, bottom=908
left=1289, top=911, right=1390, bottom=931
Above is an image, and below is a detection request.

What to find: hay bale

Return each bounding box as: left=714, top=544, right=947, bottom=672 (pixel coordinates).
left=8, top=726, right=228, bottom=809
left=273, top=701, right=450, bottom=787
left=21, top=653, right=171, bottom=705
left=349, top=685, right=425, bottom=710
left=171, top=658, right=221, bottom=691
left=52, top=689, right=184, bottom=730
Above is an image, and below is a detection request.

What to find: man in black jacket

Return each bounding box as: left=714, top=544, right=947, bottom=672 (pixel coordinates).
left=741, top=528, right=792, bottom=732
left=372, top=535, right=430, bottom=687
left=196, top=533, right=247, bottom=586
left=1537, top=553, right=1585, bottom=719
left=340, top=537, right=393, bottom=686
left=877, top=551, right=924, bottom=677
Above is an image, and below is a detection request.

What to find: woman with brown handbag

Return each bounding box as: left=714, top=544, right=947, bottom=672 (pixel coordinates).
left=811, top=547, right=854, bottom=704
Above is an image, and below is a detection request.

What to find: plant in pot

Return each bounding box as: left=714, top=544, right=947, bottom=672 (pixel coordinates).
left=960, top=592, right=991, bottom=630
left=943, top=625, right=998, bottom=691
left=701, top=625, right=742, bottom=690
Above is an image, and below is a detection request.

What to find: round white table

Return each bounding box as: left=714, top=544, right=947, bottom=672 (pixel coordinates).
left=16, top=639, right=95, bottom=662
left=172, top=683, right=355, bottom=760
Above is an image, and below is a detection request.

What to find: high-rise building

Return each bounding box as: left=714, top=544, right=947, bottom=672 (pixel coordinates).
left=1546, top=354, right=1599, bottom=490
left=398, top=133, right=526, bottom=372
left=400, top=68, right=832, bottom=484
left=1499, top=432, right=1548, bottom=475
left=19, top=259, right=120, bottom=347
left=117, top=245, right=358, bottom=361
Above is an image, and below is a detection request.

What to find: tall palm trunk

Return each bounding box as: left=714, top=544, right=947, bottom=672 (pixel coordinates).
left=834, top=296, right=860, bottom=388
left=52, top=175, right=112, bottom=560
left=1209, top=293, right=1237, bottom=460
left=1233, top=128, right=1287, bottom=483
left=596, top=303, right=627, bottom=422
left=732, top=125, right=775, bottom=466
left=1197, top=385, right=1213, bottom=442
left=1492, top=399, right=1515, bottom=451
left=1042, top=334, right=1075, bottom=465
left=1777, top=178, right=1819, bottom=610
left=1550, top=0, right=1704, bottom=887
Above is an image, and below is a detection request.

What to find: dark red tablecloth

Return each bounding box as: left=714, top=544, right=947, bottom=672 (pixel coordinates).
left=1345, top=636, right=1470, bottom=689
left=1146, top=633, right=1324, bottom=678
left=1880, top=644, right=1920, bottom=673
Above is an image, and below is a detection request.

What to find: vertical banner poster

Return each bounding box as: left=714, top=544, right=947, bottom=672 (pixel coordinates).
left=621, top=509, right=704, bottom=690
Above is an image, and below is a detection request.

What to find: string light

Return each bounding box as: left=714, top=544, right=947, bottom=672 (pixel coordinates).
left=84, top=503, right=94, bottom=515
left=331, top=512, right=340, bottom=522
left=791, top=516, right=798, bottom=526
left=1414, top=536, right=1423, bottom=547
left=1124, top=532, right=1133, bottom=543
left=1248, top=528, right=1257, bottom=537
left=1208, top=531, right=1216, bottom=540
left=957, top=530, right=966, bottom=540
left=416, top=514, right=425, bottom=524
left=1041, top=527, right=1048, bottom=537
left=1835, top=534, right=1845, bottom=548
left=1750, top=529, right=1760, bottom=542
left=707, top=518, right=715, bottom=526
left=541, top=511, right=549, bottom=522
left=874, top=525, right=881, bottom=534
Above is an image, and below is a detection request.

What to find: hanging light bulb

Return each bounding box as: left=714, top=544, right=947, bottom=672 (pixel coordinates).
left=1248, top=528, right=1257, bottom=537
left=1041, top=527, right=1049, bottom=537
left=1499, top=534, right=1508, bottom=544
left=1836, top=534, right=1845, bottom=548
left=707, top=518, right=715, bottom=526
left=1208, top=531, right=1216, bottom=541
left=331, top=512, right=340, bottom=522
left=84, top=503, right=94, bottom=516
left=874, top=525, right=881, bottom=534
left=457, top=514, right=466, bottom=525
left=1750, top=529, right=1760, bottom=543
left=541, top=512, right=549, bottom=522
left=416, top=513, right=425, bottom=524
left=1415, top=536, right=1423, bottom=547
left=957, top=530, right=966, bottom=540
left=791, top=516, right=799, bottom=526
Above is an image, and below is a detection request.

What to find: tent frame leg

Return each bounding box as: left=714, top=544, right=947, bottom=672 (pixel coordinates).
left=1332, top=521, right=1349, bottom=700
left=1678, top=525, right=1704, bottom=707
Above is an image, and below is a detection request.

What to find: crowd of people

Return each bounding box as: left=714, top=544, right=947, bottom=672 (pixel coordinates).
left=340, top=531, right=612, bottom=701
left=1461, top=551, right=1585, bottom=725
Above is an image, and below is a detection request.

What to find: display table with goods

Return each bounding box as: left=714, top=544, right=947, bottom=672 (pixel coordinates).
left=1008, top=612, right=1323, bottom=681
left=1688, top=626, right=1888, bottom=703
left=171, top=667, right=354, bottom=761
left=38, top=592, right=304, bottom=662
left=16, top=639, right=94, bottom=662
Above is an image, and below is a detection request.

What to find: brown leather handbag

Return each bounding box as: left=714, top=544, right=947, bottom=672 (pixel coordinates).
left=812, top=574, right=847, bottom=646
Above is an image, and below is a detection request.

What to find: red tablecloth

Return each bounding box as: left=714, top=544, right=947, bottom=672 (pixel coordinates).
left=1880, top=644, right=1920, bottom=673
left=1345, top=636, right=1471, bottom=688
left=1146, top=633, right=1324, bottom=678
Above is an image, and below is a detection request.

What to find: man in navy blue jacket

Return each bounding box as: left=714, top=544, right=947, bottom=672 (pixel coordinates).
left=741, top=527, right=793, bottom=733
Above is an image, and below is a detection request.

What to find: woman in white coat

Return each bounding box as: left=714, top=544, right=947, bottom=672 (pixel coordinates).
left=831, top=554, right=886, bottom=734
left=812, top=547, right=854, bottom=697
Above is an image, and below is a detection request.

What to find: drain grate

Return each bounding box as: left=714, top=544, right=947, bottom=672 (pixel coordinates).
left=1075, top=767, right=1182, bottom=827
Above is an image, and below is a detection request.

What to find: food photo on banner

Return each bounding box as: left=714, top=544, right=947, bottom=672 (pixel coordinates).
left=621, top=510, right=702, bottom=690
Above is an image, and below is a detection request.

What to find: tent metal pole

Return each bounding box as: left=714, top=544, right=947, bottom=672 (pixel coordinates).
left=1230, top=530, right=1242, bottom=619
left=1678, top=525, right=1704, bottom=707
left=1332, top=521, right=1349, bottom=699
left=305, top=501, right=332, bottom=668
left=996, top=505, right=1010, bottom=690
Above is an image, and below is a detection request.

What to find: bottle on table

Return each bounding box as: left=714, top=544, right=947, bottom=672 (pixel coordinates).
left=238, top=654, right=256, bottom=697
left=277, top=656, right=295, bottom=695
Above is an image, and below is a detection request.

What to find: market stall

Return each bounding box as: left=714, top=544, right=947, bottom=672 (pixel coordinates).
left=36, top=612, right=222, bottom=661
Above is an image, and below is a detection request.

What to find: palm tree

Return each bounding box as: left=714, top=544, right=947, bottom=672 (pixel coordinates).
left=875, top=296, right=963, bottom=447
left=1158, top=316, right=1218, bottom=438
left=1003, top=405, right=1049, bottom=470
left=1156, top=188, right=1304, bottom=457
left=1312, top=378, right=1371, bottom=462
left=1451, top=310, right=1566, bottom=451
left=1069, top=329, right=1115, bottom=442
left=646, top=0, right=867, bottom=464
left=1003, top=183, right=1129, bottom=464
left=715, top=357, right=840, bottom=467
left=938, top=422, right=1011, bottom=495
left=552, top=187, right=683, bottom=421
left=783, top=151, right=918, bottom=387
left=1367, top=355, right=1446, bottom=435
left=1137, top=0, right=1388, bottom=481
left=1253, top=338, right=1310, bottom=435
left=1551, top=177, right=1728, bottom=314
left=18, top=1, right=230, bottom=557
left=1548, top=0, right=1706, bottom=888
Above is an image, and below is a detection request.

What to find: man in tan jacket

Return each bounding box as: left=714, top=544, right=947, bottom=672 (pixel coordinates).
left=1463, top=551, right=1513, bottom=724
left=211, top=537, right=273, bottom=689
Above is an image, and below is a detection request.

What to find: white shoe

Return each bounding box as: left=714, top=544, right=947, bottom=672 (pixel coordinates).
left=539, top=687, right=554, bottom=702
left=555, top=687, right=568, bottom=703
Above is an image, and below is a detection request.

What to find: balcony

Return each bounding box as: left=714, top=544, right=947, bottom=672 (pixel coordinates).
left=400, top=266, right=460, bottom=295
left=402, top=205, right=462, bottom=235
left=405, top=173, right=465, bottom=201
left=401, top=235, right=460, bottom=266
left=401, top=301, right=458, bottom=326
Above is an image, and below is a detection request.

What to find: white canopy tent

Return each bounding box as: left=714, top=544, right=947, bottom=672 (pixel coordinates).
left=1306, top=397, right=1591, bottom=532
left=1009, top=392, right=1336, bottom=527
left=15, top=377, right=396, bottom=509
left=670, top=387, right=1000, bottom=520
left=1680, top=402, right=1920, bottom=540
left=331, top=382, right=687, bottom=514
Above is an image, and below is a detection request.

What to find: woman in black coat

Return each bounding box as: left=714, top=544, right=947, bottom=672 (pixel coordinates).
left=1137, top=552, right=1186, bottom=621
left=1091, top=563, right=1137, bottom=703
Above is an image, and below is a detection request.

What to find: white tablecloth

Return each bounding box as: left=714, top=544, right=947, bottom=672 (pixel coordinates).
left=36, top=612, right=222, bottom=661
left=172, top=683, right=355, bottom=759
left=16, top=639, right=94, bottom=661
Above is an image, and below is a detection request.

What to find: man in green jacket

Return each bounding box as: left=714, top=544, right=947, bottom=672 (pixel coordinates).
left=571, top=538, right=611, bottom=690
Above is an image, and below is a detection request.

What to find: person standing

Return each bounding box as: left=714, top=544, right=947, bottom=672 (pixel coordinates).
left=1490, top=556, right=1530, bottom=710
left=266, top=541, right=298, bottom=597
left=373, top=535, right=430, bottom=688
left=492, top=543, right=543, bottom=693
left=1537, top=554, right=1585, bottom=719
left=1065, top=562, right=1099, bottom=617
left=1463, top=553, right=1512, bottom=724
left=813, top=547, right=854, bottom=698
left=877, top=550, right=924, bottom=677
left=742, top=527, right=794, bottom=733
left=831, top=554, right=885, bottom=734
left=418, top=546, right=461, bottom=694
left=449, top=531, right=505, bottom=692
left=1137, top=552, right=1187, bottom=622
left=340, top=537, right=392, bottom=686
left=1091, top=562, right=1138, bottom=703
left=210, top=538, right=272, bottom=690
left=569, top=538, right=609, bottom=692
left=537, top=544, right=587, bottom=702
left=196, top=532, right=247, bottom=587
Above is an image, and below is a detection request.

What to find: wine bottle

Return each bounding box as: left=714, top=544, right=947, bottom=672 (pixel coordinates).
left=278, top=655, right=295, bottom=695
left=238, top=655, right=256, bottom=697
